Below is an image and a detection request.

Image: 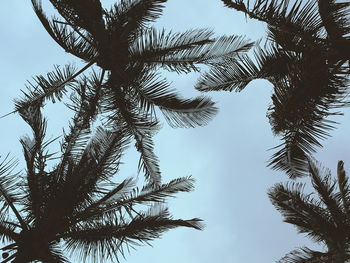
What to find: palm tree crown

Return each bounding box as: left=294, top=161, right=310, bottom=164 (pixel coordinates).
left=269, top=159, right=350, bottom=263
left=0, top=99, right=202, bottom=263
left=199, top=0, right=350, bottom=178
left=13, top=0, right=255, bottom=184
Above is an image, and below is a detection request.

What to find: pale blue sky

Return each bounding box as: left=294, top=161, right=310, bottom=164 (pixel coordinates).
left=1, top=1, right=350, bottom=263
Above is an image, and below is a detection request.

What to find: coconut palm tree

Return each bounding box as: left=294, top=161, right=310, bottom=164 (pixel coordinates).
left=10, top=0, right=255, bottom=184
left=269, top=159, right=350, bottom=263
left=0, top=83, right=202, bottom=263
left=197, top=0, right=350, bottom=178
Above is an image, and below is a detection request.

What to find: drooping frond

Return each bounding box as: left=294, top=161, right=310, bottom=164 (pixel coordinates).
left=101, top=83, right=162, bottom=184
left=196, top=52, right=262, bottom=92
left=31, top=0, right=98, bottom=62
left=134, top=128, right=161, bottom=184
left=48, top=0, right=104, bottom=36
left=135, top=72, right=218, bottom=128
left=267, top=116, right=336, bottom=178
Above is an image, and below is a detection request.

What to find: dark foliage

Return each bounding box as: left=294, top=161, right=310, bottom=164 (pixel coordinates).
left=16, top=0, right=255, bottom=183
left=205, top=0, right=350, bottom=177
left=0, top=99, right=202, bottom=263
left=269, top=159, right=350, bottom=263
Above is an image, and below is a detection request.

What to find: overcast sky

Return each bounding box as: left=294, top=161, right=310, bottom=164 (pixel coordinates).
left=1, top=1, right=350, bottom=263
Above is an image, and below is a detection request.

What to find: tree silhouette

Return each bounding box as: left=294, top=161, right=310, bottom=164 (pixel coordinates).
left=9, top=0, right=256, bottom=184
left=0, top=94, right=202, bottom=263
left=269, top=159, right=350, bottom=263
left=199, top=0, right=350, bottom=177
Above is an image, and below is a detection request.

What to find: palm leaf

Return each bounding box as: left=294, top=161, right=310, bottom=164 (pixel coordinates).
left=31, top=0, right=98, bottom=62
left=108, top=0, right=167, bottom=37
left=84, top=126, right=130, bottom=179
left=72, top=176, right=195, bottom=222
left=318, top=0, right=350, bottom=40
left=130, top=27, right=214, bottom=73
left=48, top=0, right=104, bottom=36
left=63, top=206, right=202, bottom=262
left=0, top=157, right=26, bottom=230
left=14, top=64, right=79, bottom=114
left=222, top=0, right=323, bottom=38
left=278, top=247, right=331, bottom=263
left=150, top=35, right=254, bottom=73
left=101, top=84, right=162, bottom=184
left=135, top=72, right=218, bottom=128
left=307, top=158, right=347, bottom=235
left=337, top=160, right=350, bottom=218
left=269, top=182, right=338, bottom=243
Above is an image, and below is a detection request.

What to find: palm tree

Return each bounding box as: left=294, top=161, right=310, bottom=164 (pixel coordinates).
left=10, top=0, right=255, bottom=184
left=269, top=159, right=350, bottom=263
left=0, top=86, right=202, bottom=263
left=197, top=0, right=350, bottom=178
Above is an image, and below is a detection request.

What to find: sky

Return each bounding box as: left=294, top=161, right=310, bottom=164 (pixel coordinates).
left=1, top=0, right=350, bottom=263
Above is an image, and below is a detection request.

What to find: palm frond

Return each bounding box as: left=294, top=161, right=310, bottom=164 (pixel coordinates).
left=318, top=0, right=350, bottom=40
left=146, top=34, right=254, bottom=73
left=269, top=182, right=338, bottom=243
left=60, top=70, right=106, bottom=167
left=108, top=0, right=167, bottom=37
left=130, top=27, right=214, bottom=73
left=73, top=176, right=195, bottom=222
left=278, top=247, right=331, bottom=263
left=0, top=157, right=26, bottom=230
left=89, top=178, right=136, bottom=208
left=0, top=219, right=19, bottom=243
left=18, top=103, right=48, bottom=175
left=102, top=84, right=162, bottom=184
left=268, top=117, right=335, bottom=178
left=14, top=64, right=78, bottom=113
left=135, top=72, right=218, bottom=128
left=196, top=45, right=297, bottom=92
left=308, top=158, right=345, bottom=226
left=63, top=206, right=202, bottom=262
left=84, top=126, right=130, bottom=179
left=49, top=0, right=104, bottom=36
left=134, top=129, right=161, bottom=185
left=337, top=160, right=350, bottom=218
left=32, top=0, right=98, bottom=62
left=49, top=20, right=98, bottom=62
left=196, top=53, right=261, bottom=92
left=222, top=0, right=323, bottom=39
